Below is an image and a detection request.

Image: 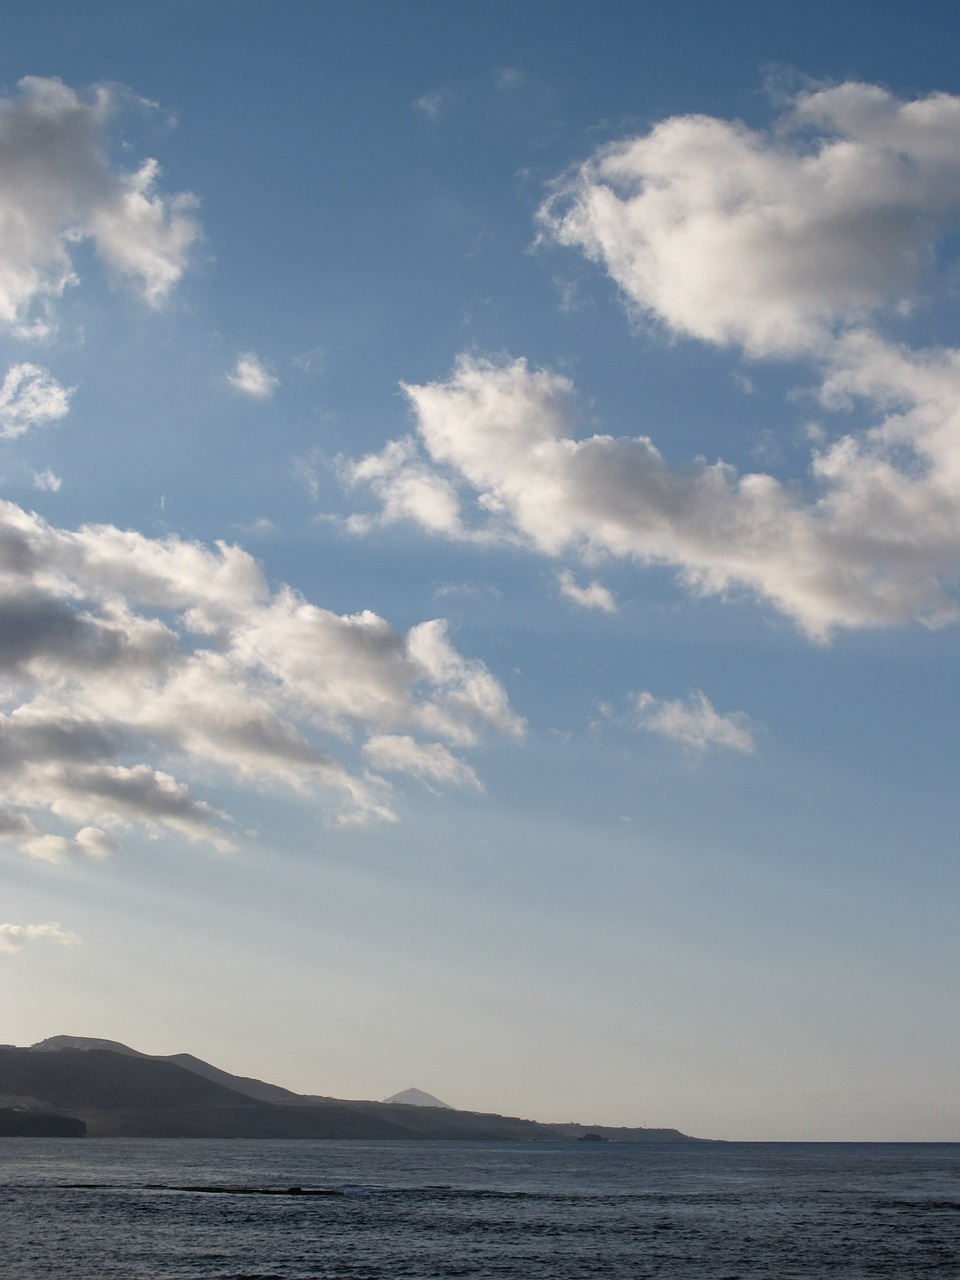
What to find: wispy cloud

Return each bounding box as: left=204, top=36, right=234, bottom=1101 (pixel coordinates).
left=432, top=580, right=501, bottom=602
left=413, top=91, right=446, bottom=121
left=290, top=346, right=325, bottom=375
left=293, top=452, right=321, bottom=500
left=32, top=469, right=62, bottom=492
left=0, top=922, right=80, bottom=954
left=631, top=690, right=756, bottom=753
left=496, top=67, right=524, bottom=91
left=227, top=352, right=279, bottom=398
left=233, top=517, right=274, bottom=535
left=362, top=734, right=483, bottom=792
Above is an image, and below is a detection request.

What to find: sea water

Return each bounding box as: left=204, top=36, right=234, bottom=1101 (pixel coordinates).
left=2, top=1138, right=958, bottom=1278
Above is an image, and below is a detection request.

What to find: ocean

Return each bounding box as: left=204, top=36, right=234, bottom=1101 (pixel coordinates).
left=2, top=1138, right=958, bottom=1278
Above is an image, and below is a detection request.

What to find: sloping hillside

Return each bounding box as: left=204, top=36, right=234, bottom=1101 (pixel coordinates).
left=1, top=1047, right=258, bottom=1112
left=0, top=1048, right=554, bottom=1138
left=3, top=1042, right=701, bottom=1141
left=30, top=1036, right=301, bottom=1104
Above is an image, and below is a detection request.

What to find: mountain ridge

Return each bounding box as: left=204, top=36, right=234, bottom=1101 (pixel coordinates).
left=30, top=1036, right=301, bottom=1104
left=382, top=1087, right=453, bottom=1109
left=7, top=1037, right=704, bottom=1142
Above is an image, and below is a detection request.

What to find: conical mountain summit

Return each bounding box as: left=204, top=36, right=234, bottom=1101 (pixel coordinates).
left=382, top=1087, right=452, bottom=1109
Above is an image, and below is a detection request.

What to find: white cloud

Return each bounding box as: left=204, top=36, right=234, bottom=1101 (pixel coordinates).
left=227, top=352, right=279, bottom=399
left=0, top=499, right=522, bottom=855
left=631, top=690, right=756, bottom=753
left=340, top=80, right=960, bottom=642
left=0, top=77, right=200, bottom=336
left=0, top=921, right=79, bottom=954
left=557, top=569, right=617, bottom=613
left=0, top=364, right=72, bottom=438
left=413, top=91, right=446, bottom=121
left=89, top=157, right=200, bottom=308
left=538, top=82, right=960, bottom=358
left=362, top=734, right=483, bottom=792
left=234, top=517, right=274, bottom=535
left=293, top=453, right=321, bottom=501
left=341, top=436, right=468, bottom=537
left=432, top=580, right=501, bottom=602
left=32, top=469, right=62, bottom=492
left=20, top=827, right=117, bottom=863
left=290, top=346, right=325, bottom=375
left=75, top=825, right=119, bottom=857
left=342, top=352, right=960, bottom=637
left=496, top=68, right=524, bottom=92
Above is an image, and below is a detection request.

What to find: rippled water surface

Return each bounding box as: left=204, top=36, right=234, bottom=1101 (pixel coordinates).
left=2, top=1139, right=958, bottom=1278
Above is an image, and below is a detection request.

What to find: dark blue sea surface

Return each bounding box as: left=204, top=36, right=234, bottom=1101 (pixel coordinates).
left=2, top=1138, right=958, bottom=1278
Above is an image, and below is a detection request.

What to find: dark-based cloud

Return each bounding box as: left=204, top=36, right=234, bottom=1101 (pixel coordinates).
left=0, top=501, right=523, bottom=858
left=339, top=83, right=960, bottom=640
left=0, top=76, right=200, bottom=336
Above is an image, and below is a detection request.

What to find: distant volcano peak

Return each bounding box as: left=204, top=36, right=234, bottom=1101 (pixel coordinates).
left=382, top=1087, right=453, bottom=1109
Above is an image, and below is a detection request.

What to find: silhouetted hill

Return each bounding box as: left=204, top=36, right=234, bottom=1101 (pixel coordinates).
left=0, top=1106, right=85, bottom=1137
left=2, top=1047, right=257, bottom=1112
left=31, top=1036, right=299, bottom=1104
left=0, top=1048, right=540, bottom=1138
left=162, top=1053, right=302, bottom=1103
left=3, top=1042, right=702, bottom=1142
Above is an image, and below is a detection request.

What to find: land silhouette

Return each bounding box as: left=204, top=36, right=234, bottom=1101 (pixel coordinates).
left=0, top=1037, right=700, bottom=1141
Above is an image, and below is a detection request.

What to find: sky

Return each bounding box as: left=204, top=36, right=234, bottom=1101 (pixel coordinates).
left=1, top=0, right=958, bottom=1142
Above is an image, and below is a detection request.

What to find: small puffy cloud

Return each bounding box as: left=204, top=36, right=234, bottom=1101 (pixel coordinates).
left=75, top=826, right=119, bottom=858
left=20, top=833, right=79, bottom=863
left=33, top=469, right=62, bottom=492
left=0, top=364, right=72, bottom=438
left=0, top=922, right=79, bottom=954
left=557, top=569, right=617, bottom=613
left=539, top=82, right=960, bottom=357
left=0, top=499, right=522, bottom=854
left=496, top=68, right=524, bottom=91
left=0, top=76, right=200, bottom=336
left=227, top=352, right=279, bottom=399
left=413, top=91, right=446, bottom=121
left=632, top=690, right=756, bottom=753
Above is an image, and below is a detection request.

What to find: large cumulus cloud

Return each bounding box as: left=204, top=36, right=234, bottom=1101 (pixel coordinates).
left=0, top=502, right=523, bottom=859
left=340, top=83, right=960, bottom=640
left=538, top=82, right=960, bottom=357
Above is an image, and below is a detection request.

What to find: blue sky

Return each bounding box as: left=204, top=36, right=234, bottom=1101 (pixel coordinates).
left=1, top=1, right=958, bottom=1140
